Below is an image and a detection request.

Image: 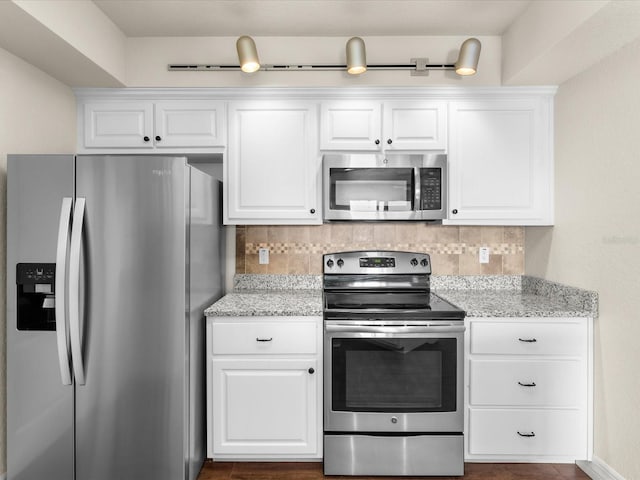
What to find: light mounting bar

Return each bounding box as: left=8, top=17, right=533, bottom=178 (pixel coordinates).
left=167, top=58, right=455, bottom=75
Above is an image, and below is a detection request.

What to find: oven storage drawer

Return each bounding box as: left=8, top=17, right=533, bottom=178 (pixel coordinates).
left=211, top=321, right=317, bottom=355
left=469, top=359, right=582, bottom=407
left=468, top=408, right=587, bottom=457
left=470, top=320, right=586, bottom=356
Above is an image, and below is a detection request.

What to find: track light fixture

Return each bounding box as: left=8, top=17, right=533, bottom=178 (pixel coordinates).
left=170, top=37, right=481, bottom=76
left=346, top=37, right=367, bottom=75
left=236, top=35, right=260, bottom=73
left=455, top=38, right=481, bottom=76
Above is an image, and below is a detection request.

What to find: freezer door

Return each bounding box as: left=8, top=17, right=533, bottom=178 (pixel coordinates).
left=74, top=155, right=189, bottom=480
left=6, top=155, right=75, bottom=480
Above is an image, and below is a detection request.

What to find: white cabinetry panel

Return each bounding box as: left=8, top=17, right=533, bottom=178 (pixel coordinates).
left=206, top=316, right=323, bottom=460
left=465, top=317, right=592, bottom=463
left=469, top=409, right=586, bottom=457
left=83, top=102, right=153, bottom=148
left=154, top=100, right=225, bottom=148
left=225, top=101, right=320, bottom=224
left=321, top=101, right=446, bottom=151
left=448, top=98, right=553, bottom=225
left=212, top=358, right=317, bottom=455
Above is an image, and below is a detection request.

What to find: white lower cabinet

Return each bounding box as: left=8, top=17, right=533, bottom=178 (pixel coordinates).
left=465, top=317, right=592, bottom=463
left=206, top=316, right=322, bottom=459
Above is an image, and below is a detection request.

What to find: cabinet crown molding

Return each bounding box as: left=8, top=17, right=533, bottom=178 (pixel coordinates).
left=74, top=86, right=558, bottom=101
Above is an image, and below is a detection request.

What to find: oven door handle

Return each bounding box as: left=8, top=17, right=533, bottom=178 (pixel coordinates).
left=324, top=324, right=465, bottom=334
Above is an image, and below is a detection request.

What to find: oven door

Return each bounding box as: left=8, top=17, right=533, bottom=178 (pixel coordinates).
left=324, top=322, right=464, bottom=433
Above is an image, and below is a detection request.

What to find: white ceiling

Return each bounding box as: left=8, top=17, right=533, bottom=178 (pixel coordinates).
left=94, top=0, right=532, bottom=37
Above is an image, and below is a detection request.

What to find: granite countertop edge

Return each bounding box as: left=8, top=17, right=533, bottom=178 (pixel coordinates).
left=204, top=274, right=598, bottom=319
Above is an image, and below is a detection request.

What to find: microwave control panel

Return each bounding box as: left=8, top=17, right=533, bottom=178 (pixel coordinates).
left=419, top=168, right=442, bottom=210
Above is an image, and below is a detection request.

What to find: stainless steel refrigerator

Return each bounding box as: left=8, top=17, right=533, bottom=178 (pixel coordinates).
left=7, top=154, right=224, bottom=480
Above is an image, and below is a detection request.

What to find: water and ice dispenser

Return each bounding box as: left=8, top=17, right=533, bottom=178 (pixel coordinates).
left=16, top=262, right=56, bottom=330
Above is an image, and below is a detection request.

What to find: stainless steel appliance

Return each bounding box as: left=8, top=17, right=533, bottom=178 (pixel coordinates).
left=323, top=153, right=447, bottom=221
left=323, top=251, right=465, bottom=476
left=7, top=154, right=224, bottom=480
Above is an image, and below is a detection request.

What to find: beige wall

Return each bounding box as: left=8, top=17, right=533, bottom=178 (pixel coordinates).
left=526, top=38, right=640, bottom=479
left=237, top=225, right=524, bottom=275
left=0, top=46, right=76, bottom=474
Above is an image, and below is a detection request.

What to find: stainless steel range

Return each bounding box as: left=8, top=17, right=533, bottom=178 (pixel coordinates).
left=323, top=251, right=466, bottom=477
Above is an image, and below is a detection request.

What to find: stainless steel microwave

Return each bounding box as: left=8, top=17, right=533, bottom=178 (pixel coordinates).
left=323, top=153, right=447, bottom=221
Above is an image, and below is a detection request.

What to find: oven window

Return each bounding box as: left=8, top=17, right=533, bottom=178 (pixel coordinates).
left=329, top=168, right=414, bottom=212
left=331, top=337, right=457, bottom=412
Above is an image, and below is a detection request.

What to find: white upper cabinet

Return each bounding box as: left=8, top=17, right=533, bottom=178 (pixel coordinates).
left=81, top=100, right=226, bottom=151
left=321, top=101, right=447, bottom=151
left=154, top=100, right=226, bottom=148
left=447, top=97, right=553, bottom=225
left=225, top=100, right=321, bottom=225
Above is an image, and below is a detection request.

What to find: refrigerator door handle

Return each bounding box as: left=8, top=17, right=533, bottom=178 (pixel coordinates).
left=69, top=197, right=86, bottom=385
left=55, top=197, right=73, bottom=385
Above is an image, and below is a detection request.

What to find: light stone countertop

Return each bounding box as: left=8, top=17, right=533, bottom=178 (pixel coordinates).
left=204, top=274, right=598, bottom=318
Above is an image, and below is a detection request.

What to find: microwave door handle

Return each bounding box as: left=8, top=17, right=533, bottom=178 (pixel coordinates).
left=414, top=166, right=421, bottom=212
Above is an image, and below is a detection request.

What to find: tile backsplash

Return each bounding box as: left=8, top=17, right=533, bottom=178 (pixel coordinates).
left=236, top=224, right=524, bottom=276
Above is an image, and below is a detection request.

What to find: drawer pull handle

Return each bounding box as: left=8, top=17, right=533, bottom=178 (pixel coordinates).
left=518, top=381, right=537, bottom=387
left=256, top=337, right=273, bottom=342
left=517, top=431, right=536, bottom=437
left=518, top=337, right=537, bottom=343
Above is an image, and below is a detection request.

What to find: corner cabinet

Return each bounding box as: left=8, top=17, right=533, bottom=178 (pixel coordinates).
left=447, top=97, right=554, bottom=225
left=225, top=101, right=321, bottom=225
left=465, top=317, right=593, bottom=463
left=80, top=100, right=226, bottom=152
left=320, top=100, right=447, bottom=151
left=206, top=316, right=323, bottom=460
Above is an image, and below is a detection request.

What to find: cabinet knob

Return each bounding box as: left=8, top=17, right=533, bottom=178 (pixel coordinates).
left=143, top=136, right=150, bottom=142
left=387, top=138, right=393, bottom=145
left=452, top=209, right=458, bottom=215
left=155, top=135, right=162, bottom=142
left=310, top=208, right=316, bottom=214
left=517, top=431, right=536, bottom=438
left=374, top=139, right=380, bottom=145
left=518, top=337, right=537, bottom=343
left=308, top=368, right=315, bottom=374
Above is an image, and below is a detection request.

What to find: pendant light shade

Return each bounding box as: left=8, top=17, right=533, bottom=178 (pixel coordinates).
left=236, top=35, right=260, bottom=73
left=346, top=37, right=367, bottom=75
left=455, top=38, right=481, bottom=76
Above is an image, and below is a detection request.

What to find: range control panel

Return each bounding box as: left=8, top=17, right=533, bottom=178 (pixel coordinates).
left=324, top=251, right=431, bottom=275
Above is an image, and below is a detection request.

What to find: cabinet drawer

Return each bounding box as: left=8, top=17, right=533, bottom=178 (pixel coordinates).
left=212, top=322, right=317, bottom=355
left=470, top=321, right=586, bottom=356
left=469, top=359, right=582, bottom=407
left=468, top=408, right=586, bottom=457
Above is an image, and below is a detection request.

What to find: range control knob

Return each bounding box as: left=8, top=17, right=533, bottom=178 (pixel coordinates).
left=326, top=259, right=334, bottom=268
left=420, top=258, right=428, bottom=267
left=410, top=258, right=419, bottom=266
left=337, top=258, right=344, bottom=268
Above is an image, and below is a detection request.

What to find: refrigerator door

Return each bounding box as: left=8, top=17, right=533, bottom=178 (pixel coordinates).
left=7, top=155, right=75, bottom=480
left=74, top=155, right=189, bottom=480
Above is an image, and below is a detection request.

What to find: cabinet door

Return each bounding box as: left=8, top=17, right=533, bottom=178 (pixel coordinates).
left=83, top=102, right=153, bottom=148
left=154, top=100, right=225, bottom=148
left=383, top=101, right=447, bottom=150
left=211, top=358, right=318, bottom=455
left=320, top=101, right=382, bottom=150
left=447, top=99, right=553, bottom=225
left=226, top=101, right=320, bottom=224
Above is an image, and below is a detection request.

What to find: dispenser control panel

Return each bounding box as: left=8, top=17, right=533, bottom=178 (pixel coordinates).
left=16, top=262, right=56, bottom=331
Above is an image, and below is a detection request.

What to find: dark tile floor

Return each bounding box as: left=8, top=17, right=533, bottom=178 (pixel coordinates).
left=197, top=461, right=591, bottom=480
